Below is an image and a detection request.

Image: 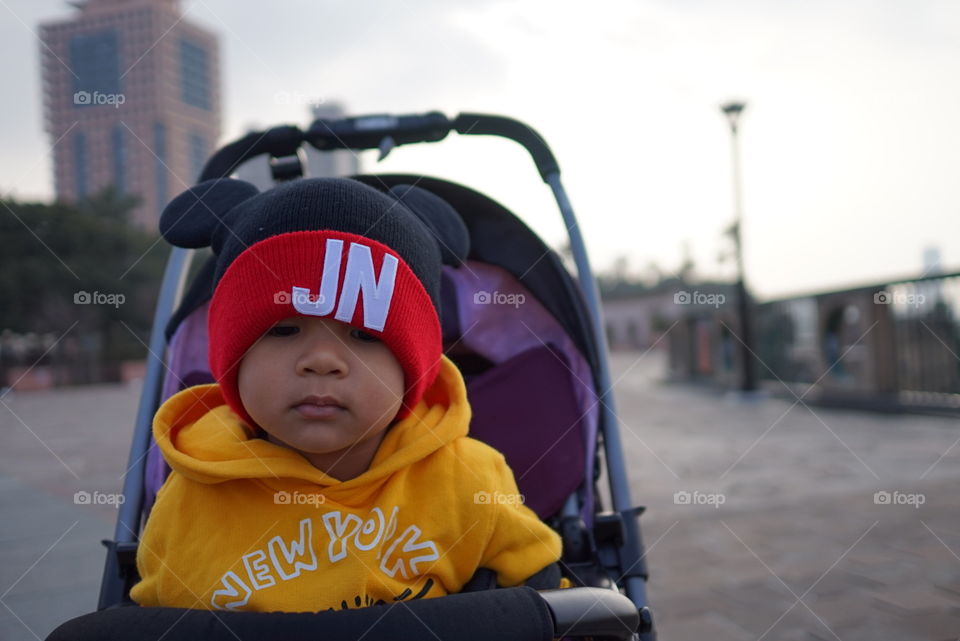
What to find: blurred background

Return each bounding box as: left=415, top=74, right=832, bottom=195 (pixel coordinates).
left=1, top=1, right=958, bottom=640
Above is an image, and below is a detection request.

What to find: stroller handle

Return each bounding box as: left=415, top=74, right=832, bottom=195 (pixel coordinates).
left=305, top=111, right=452, bottom=151
left=452, top=113, right=560, bottom=181
left=198, top=112, right=562, bottom=184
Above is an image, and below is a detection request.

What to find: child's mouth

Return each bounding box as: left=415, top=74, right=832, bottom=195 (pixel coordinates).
left=292, top=395, right=344, bottom=420
left=294, top=404, right=342, bottom=419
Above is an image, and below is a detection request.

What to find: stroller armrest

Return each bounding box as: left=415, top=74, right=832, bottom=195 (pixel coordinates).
left=47, top=587, right=549, bottom=641
left=46, top=586, right=642, bottom=641
left=539, top=587, right=641, bottom=639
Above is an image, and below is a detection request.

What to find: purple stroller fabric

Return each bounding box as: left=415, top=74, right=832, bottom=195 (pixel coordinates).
left=466, top=344, right=586, bottom=518
left=143, top=301, right=213, bottom=515
left=441, top=261, right=598, bottom=522
left=145, top=262, right=598, bottom=524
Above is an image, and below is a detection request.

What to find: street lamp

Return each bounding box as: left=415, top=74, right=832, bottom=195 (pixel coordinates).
left=720, top=101, right=758, bottom=393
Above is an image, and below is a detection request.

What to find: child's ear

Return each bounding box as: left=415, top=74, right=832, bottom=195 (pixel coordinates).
left=159, top=178, right=260, bottom=252
left=388, top=185, right=470, bottom=266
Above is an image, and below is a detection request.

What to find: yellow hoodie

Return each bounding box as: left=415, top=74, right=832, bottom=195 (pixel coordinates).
left=131, top=356, right=562, bottom=612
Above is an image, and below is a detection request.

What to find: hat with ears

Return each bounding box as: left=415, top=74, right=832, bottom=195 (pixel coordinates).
left=159, top=177, right=470, bottom=427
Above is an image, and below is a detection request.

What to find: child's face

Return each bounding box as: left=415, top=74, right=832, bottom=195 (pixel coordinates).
left=237, top=315, right=405, bottom=472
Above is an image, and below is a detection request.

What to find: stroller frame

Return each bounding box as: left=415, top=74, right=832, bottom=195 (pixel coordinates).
left=96, top=112, right=655, bottom=640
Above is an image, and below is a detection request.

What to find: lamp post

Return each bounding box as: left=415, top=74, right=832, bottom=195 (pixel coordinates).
left=721, top=101, right=758, bottom=393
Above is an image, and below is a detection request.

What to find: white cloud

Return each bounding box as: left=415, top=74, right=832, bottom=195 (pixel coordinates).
left=2, top=0, right=958, bottom=298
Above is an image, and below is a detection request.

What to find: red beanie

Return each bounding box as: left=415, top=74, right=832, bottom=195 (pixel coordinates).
left=158, top=177, right=458, bottom=429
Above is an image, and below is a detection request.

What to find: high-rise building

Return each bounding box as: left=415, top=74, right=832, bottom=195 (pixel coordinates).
left=39, top=0, right=221, bottom=228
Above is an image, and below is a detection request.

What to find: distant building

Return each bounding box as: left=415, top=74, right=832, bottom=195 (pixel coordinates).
left=39, top=0, right=221, bottom=227
left=602, top=286, right=678, bottom=351
left=234, top=101, right=361, bottom=190
left=923, top=246, right=942, bottom=276
left=666, top=270, right=960, bottom=414
left=599, top=277, right=733, bottom=352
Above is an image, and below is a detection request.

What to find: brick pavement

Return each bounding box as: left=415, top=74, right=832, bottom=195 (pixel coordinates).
left=607, top=350, right=960, bottom=640
left=1, top=352, right=958, bottom=640
left=1, top=383, right=138, bottom=640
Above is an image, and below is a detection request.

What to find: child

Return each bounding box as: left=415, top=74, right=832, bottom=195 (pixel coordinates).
left=130, top=177, right=565, bottom=612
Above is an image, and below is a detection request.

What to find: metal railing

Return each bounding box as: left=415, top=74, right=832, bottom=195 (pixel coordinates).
left=668, top=272, right=960, bottom=414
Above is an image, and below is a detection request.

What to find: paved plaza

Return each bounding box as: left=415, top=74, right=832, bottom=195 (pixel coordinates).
left=1, top=349, right=959, bottom=640
left=609, top=351, right=960, bottom=641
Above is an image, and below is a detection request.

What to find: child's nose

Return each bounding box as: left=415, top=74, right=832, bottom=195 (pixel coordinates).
left=295, top=335, right=349, bottom=377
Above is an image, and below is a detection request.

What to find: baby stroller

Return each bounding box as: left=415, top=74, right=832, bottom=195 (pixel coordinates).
left=49, top=113, right=656, bottom=640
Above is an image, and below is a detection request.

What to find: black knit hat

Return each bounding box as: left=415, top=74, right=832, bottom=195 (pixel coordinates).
left=159, top=177, right=470, bottom=426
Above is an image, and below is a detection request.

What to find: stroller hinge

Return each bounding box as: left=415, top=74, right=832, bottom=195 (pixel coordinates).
left=97, top=540, right=140, bottom=610
left=269, top=147, right=308, bottom=182
left=100, top=539, right=139, bottom=573
left=617, top=508, right=651, bottom=582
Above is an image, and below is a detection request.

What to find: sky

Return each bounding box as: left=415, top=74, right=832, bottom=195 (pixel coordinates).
left=1, top=0, right=958, bottom=300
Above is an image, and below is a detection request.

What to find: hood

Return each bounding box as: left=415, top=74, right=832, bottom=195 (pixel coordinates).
left=152, top=355, right=470, bottom=496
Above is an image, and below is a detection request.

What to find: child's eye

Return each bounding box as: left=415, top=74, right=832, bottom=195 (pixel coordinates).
left=351, top=329, right=380, bottom=343
left=266, top=325, right=299, bottom=337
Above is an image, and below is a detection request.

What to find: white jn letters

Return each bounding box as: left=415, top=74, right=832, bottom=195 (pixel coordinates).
left=292, top=238, right=399, bottom=332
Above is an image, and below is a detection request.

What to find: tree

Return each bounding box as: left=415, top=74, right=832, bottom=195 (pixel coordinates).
left=0, top=188, right=165, bottom=382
